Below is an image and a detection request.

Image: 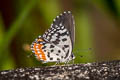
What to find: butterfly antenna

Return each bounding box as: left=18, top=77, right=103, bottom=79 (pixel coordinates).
left=74, top=48, right=92, bottom=53
left=73, top=48, right=93, bottom=57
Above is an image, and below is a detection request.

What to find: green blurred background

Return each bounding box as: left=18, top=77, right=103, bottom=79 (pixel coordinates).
left=0, top=0, right=120, bottom=70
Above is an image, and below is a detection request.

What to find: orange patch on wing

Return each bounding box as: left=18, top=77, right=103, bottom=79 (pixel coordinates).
left=33, top=42, right=46, bottom=61
left=37, top=39, right=43, bottom=42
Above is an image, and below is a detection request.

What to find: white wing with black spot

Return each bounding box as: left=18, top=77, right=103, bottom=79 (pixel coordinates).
left=40, top=42, right=67, bottom=62
left=42, top=11, right=75, bottom=61
left=31, top=11, right=75, bottom=63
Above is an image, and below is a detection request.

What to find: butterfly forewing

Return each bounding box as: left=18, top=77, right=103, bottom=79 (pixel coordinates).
left=43, top=11, right=74, bottom=54
left=52, top=11, right=75, bottom=46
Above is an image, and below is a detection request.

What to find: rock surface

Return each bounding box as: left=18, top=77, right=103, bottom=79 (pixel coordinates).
left=0, top=60, right=120, bottom=80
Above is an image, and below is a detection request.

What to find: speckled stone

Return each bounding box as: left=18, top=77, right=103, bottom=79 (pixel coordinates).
left=0, top=60, right=120, bottom=80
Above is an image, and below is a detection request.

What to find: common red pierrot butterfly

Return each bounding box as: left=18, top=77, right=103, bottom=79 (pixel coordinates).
left=31, top=11, right=75, bottom=63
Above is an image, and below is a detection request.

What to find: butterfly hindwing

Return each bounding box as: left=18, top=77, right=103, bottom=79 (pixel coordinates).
left=52, top=11, right=75, bottom=46
left=31, top=39, right=66, bottom=62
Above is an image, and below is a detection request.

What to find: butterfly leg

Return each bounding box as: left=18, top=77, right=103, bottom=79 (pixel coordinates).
left=64, top=60, right=70, bottom=66
left=54, top=62, right=59, bottom=66
left=72, top=59, right=75, bottom=64
left=64, top=58, right=74, bottom=65
left=53, top=61, right=60, bottom=66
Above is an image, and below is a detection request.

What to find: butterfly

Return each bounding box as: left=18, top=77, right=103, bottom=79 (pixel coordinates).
left=31, top=11, right=75, bottom=63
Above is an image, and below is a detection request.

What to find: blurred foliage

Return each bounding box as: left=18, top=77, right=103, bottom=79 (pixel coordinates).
left=0, top=0, right=120, bottom=70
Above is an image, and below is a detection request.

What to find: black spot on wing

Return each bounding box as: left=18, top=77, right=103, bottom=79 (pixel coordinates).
left=56, top=54, right=59, bottom=56
left=51, top=49, right=54, bottom=52
left=52, top=39, right=60, bottom=45
left=61, top=56, right=63, bottom=58
left=42, top=46, right=46, bottom=49
left=50, top=45, right=55, bottom=48
left=62, top=47, right=65, bottom=51
left=47, top=52, right=50, bottom=57
left=50, top=57, right=53, bottom=60
left=44, top=50, right=46, bottom=52
left=58, top=50, right=61, bottom=53
left=64, top=45, right=69, bottom=48
left=62, top=38, right=67, bottom=41
left=64, top=50, right=69, bottom=58
left=60, top=31, right=69, bottom=36
left=57, top=58, right=60, bottom=61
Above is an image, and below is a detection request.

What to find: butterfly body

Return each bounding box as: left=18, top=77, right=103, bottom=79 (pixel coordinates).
left=31, top=11, right=75, bottom=63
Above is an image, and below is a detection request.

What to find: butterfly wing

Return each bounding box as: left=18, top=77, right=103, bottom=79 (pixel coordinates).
left=31, top=39, right=66, bottom=62
left=31, top=11, right=75, bottom=63
left=43, top=11, right=75, bottom=47
left=42, top=11, right=75, bottom=61
left=52, top=11, right=75, bottom=47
